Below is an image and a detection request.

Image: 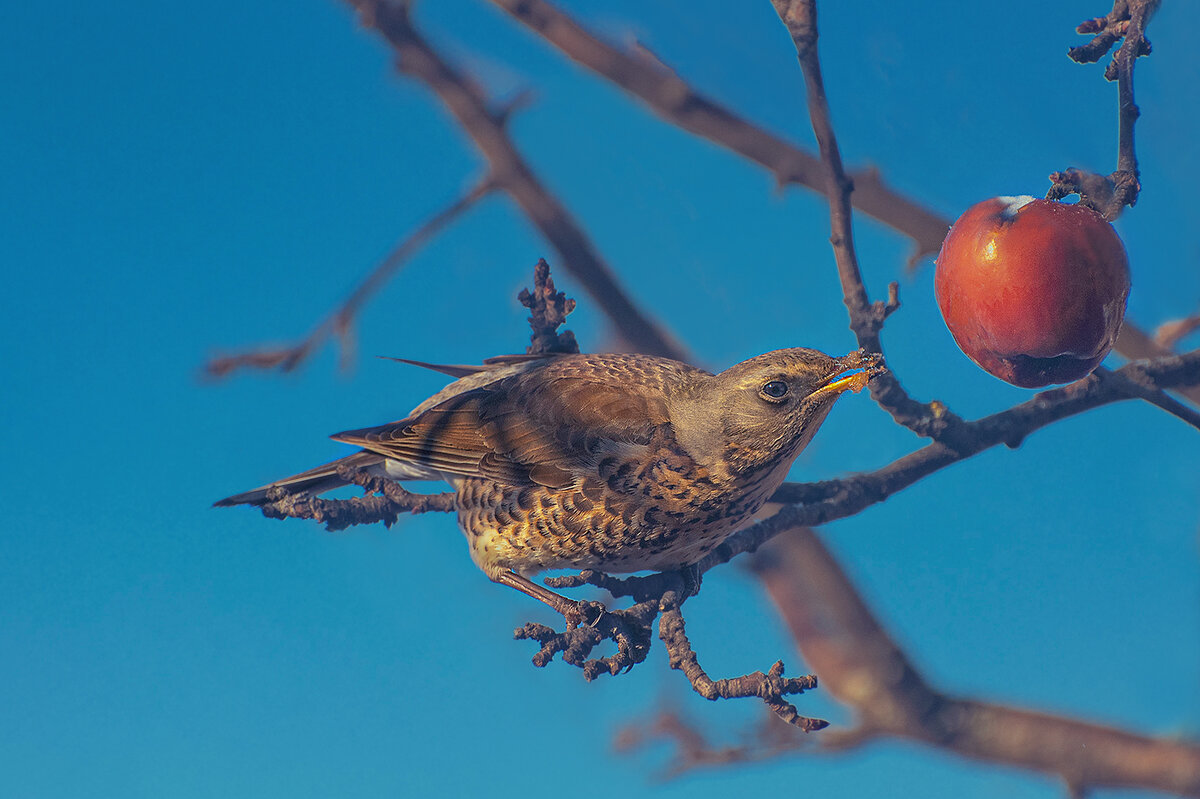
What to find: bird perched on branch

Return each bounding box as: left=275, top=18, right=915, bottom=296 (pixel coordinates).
left=217, top=348, right=885, bottom=612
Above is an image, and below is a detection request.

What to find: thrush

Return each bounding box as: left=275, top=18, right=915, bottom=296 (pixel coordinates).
left=217, top=347, right=885, bottom=612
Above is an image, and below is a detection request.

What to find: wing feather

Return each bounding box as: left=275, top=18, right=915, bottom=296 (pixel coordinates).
left=331, top=354, right=694, bottom=488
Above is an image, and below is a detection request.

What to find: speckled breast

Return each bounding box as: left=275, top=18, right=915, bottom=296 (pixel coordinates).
left=454, top=443, right=784, bottom=577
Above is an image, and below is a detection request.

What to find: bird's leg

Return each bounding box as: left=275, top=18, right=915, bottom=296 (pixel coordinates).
left=494, top=570, right=605, bottom=626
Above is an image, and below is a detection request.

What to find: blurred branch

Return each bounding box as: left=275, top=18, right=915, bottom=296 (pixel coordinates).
left=204, top=179, right=493, bottom=379
left=488, top=0, right=951, bottom=264
left=1155, top=307, right=1200, bottom=350
left=746, top=526, right=1200, bottom=797
left=345, top=0, right=686, bottom=361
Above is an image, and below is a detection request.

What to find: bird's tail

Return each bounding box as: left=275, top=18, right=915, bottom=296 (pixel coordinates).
left=214, top=450, right=386, bottom=507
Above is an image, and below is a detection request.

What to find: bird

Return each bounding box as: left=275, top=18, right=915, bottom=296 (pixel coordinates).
left=217, top=347, right=885, bottom=612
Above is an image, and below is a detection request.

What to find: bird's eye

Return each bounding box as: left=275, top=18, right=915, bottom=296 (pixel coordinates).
left=760, top=380, right=789, bottom=400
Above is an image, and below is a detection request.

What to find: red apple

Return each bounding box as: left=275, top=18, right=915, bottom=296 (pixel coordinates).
left=934, top=195, right=1130, bottom=388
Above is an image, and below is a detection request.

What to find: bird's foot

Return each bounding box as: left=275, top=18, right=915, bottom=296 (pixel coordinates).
left=493, top=569, right=608, bottom=624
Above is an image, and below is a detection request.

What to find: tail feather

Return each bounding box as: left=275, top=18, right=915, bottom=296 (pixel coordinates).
left=214, top=451, right=386, bottom=507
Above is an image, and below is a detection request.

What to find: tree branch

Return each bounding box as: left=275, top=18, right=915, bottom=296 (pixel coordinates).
left=259, top=466, right=456, bottom=531
left=658, top=588, right=826, bottom=732
left=768, top=0, right=958, bottom=440
left=345, top=0, right=686, bottom=361
left=1116, top=323, right=1200, bottom=406
left=1155, top=308, right=1200, bottom=350
left=1053, top=0, right=1159, bottom=219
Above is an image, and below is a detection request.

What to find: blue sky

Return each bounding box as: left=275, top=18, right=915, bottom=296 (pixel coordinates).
left=2, top=1, right=1197, bottom=797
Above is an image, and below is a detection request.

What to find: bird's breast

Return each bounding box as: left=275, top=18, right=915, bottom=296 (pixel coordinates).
left=453, top=443, right=779, bottom=575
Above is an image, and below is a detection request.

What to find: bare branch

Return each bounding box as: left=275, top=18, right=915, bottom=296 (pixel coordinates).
left=748, top=527, right=1200, bottom=797
left=1058, top=0, right=1160, bottom=219
left=204, top=179, right=493, bottom=378
left=659, top=589, right=826, bottom=731
left=514, top=598, right=658, bottom=680
left=767, top=0, right=960, bottom=442
left=1155, top=308, right=1200, bottom=351
left=1095, top=365, right=1200, bottom=432
left=519, top=257, right=578, bottom=355
left=614, top=708, right=786, bottom=779
left=345, top=0, right=686, bottom=361
left=259, top=469, right=456, bottom=531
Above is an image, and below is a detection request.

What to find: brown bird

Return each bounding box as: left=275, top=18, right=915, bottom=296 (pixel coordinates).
left=217, top=347, right=885, bottom=612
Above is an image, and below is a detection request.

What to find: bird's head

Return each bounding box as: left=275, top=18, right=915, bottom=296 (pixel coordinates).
left=672, top=347, right=886, bottom=477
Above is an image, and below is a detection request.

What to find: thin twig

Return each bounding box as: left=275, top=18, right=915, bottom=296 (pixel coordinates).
left=658, top=589, right=826, bottom=731
left=205, top=179, right=493, bottom=378
left=260, top=472, right=456, bottom=532
left=1057, top=0, right=1159, bottom=219
left=519, top=257, right=578, bottom=355
left=767, top=0, right=961, bottom=440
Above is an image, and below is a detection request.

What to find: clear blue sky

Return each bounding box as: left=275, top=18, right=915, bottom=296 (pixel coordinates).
left=3, top=1, right=1197, bottom=797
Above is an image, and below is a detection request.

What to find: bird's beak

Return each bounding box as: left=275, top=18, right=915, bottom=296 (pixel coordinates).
left=808, top=350, right=887, bottom=400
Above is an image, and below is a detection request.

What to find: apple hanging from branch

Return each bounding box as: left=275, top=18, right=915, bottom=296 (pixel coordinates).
left=934, top=196, right=1131, bottom=388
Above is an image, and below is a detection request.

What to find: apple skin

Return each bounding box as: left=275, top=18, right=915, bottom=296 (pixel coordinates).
left=934, top=196, right=1130, bottom=388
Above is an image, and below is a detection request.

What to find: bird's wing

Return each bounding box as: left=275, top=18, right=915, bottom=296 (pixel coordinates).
left=330, top=363, right=681, bottom=489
